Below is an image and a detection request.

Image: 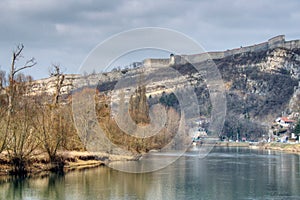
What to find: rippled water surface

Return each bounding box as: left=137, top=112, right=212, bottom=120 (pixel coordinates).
left=1, top=147, right=300, bottom=200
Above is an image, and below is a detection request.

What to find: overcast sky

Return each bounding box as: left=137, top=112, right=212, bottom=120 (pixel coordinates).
left=0, top=0, right=299, bottom=79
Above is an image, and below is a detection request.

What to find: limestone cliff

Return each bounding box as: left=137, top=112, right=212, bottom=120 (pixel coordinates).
left=218, top=46, right=300, bottom=139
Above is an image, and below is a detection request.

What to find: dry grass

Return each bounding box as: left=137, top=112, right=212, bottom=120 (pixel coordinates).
left=264, top=143, right=300, bottom=153
left=0, top=150, right=137, bottom=176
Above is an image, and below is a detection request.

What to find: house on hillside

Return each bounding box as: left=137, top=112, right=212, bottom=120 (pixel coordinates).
left=275, top=117, right=295, bottom=128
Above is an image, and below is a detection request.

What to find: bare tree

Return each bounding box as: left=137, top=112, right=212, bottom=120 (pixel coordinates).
left=0, top=70, right=7, bottom=153
left=4, top=44, right=38, bottom=174
left=0, top=70, right=6, bottom=90
left=35, top=104, right=66, bottom=168
left=7, top=95, right=40, bottom=174
left=0, top=99, right=8, bottom=154
left=73, top=88, right=100, bottom=151
left=36, top=65, right=70, bottom=168
left=35, top=64, right=82, bottom=167
left=8, top=44, right=36, bottom=116
left=50, top=64, right=65, bottom=106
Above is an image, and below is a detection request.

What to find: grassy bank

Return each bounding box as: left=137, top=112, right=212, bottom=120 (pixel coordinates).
left=216, top=141, right=300, bottom=154
left=262, top=143, right=300, bottom=153
left=0, top=151, right=137, bottom=176
left=216, top=141, right=250, bottom=147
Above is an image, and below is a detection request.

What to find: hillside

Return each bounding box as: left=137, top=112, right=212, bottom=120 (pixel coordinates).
left=25, top=35, right=300, bottom=141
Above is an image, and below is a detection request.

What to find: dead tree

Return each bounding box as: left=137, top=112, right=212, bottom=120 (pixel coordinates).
left=0, top=70, right=5, bottom=91
left=50, top=64, right=65, bottom=106
left=36, top=64, right=67, bottom=167
left=5, top=44, right=38, bottom=174
left=8, top=44, right=36, bottom=116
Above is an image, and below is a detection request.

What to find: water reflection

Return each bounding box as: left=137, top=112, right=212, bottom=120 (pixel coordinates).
left=0, top=147, right=299, bottom=200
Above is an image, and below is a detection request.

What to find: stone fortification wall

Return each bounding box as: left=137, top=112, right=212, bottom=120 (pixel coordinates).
left=143, top=35, right=300, bottom=66
left=20, top=35, right=299, bottom=96
left=282, top=39, right=300, bottom=49
left=182, top=35, right=284, bottom=64
left=143, top=58, right=169, bottom=68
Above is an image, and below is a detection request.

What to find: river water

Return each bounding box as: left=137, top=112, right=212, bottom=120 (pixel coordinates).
left=1, top=147, right=300, bottom=200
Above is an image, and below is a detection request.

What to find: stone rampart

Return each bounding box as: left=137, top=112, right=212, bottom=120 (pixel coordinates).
left=143, top=35, right=300, bottom=66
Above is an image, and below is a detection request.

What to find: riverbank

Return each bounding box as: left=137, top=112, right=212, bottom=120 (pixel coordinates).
left=261, top=143, right=300, bottom=153
left=0, top=151, right=138, bottom=176
left=216, top=141, right=300, bottom=154
left=216, top=141, right=250, bottom=147
left=1, top=143, right=299, bottom=176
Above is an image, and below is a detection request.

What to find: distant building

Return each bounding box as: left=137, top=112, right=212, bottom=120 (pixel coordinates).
left=275, top=117, right=295, bottom=127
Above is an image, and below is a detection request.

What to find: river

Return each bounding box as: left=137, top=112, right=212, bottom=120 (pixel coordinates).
left=0, top=147, right=300, bottom=200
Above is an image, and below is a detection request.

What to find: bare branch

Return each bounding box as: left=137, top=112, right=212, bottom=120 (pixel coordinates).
left=13, top=57, right=37, bottom=76
left=13, top=44, right=24, bottom=61
left=8, top=44, right=36, bottom=117
left=49, top=64, right=65, bottom=105
left=50, top=64, right=62, bottom=77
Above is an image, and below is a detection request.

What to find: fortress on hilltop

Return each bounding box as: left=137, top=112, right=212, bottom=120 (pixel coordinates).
left=143, top=35, right=300, bottom=67
left=21, top=35, right=300, bottom=97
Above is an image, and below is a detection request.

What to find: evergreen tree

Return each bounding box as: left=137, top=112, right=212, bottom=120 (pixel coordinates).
left=294, top=120, right=300, bottom=136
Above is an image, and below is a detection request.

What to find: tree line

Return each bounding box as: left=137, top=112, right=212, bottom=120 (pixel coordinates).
left=0, top=44, right=83, bottom=174
left=0, top=44, right=183, bottom=175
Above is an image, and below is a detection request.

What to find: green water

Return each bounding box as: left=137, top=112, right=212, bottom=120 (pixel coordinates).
left=1, top=147, right=300, bottom=200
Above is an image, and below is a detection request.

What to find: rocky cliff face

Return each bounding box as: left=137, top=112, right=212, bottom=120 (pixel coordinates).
left=26, top=36, right=300, bottom=140
left=217, top=47, right=300, bottom=139
left=218, top=47, right=300, bottom=117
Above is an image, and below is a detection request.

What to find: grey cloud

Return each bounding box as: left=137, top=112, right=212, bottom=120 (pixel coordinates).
left=0, top=0, right=299, bottom=79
